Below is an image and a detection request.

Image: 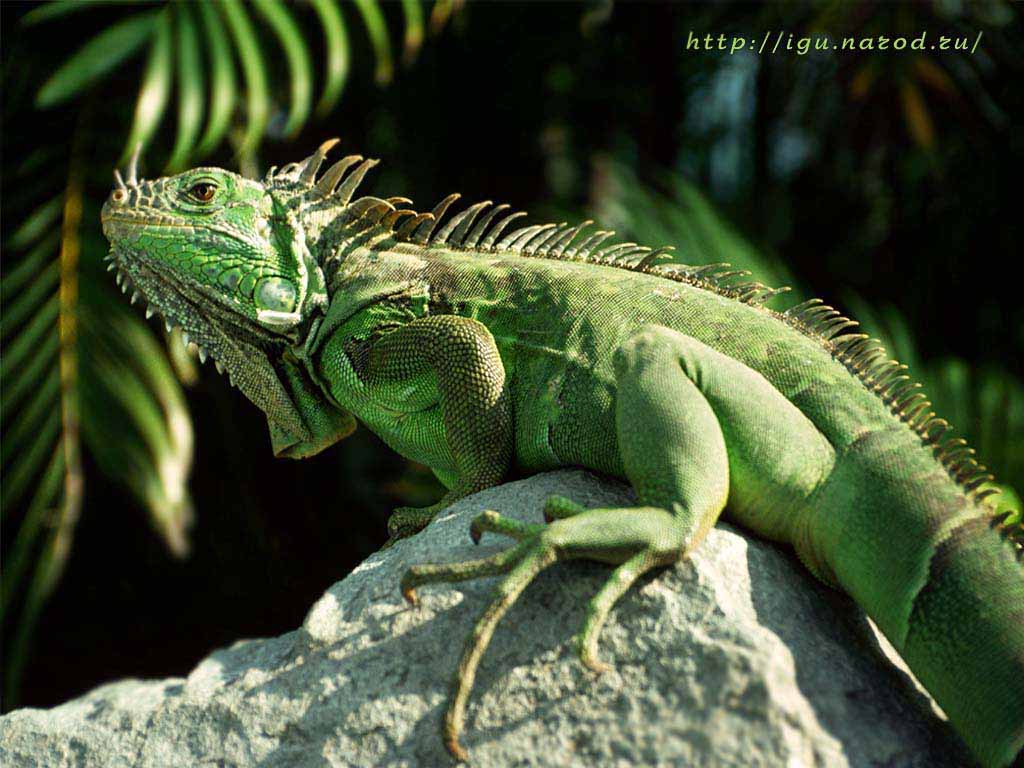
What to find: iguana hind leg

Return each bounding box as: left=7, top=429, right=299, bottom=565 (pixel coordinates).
left=402, top=325, right=834, bottom=759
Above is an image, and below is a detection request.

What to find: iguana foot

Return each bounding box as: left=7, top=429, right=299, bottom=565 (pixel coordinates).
left=400, top=501, right=686, bottom=760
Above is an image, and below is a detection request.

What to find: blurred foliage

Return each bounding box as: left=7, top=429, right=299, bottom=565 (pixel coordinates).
left=26, top=0, right=441, bottom=165
left=2, top=0, right=1021, bottom=711
left=1, top=0, right=454, bottom=706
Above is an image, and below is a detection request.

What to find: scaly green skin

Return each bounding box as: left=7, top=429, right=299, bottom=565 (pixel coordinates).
left=101, top=142, right=1024, bottom=766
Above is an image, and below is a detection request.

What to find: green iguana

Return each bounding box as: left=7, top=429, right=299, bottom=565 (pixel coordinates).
left=101, top=140, right=1024, bottom=766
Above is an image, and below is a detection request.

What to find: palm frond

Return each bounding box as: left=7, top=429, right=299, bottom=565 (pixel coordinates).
left=193, top=1, right=237, bottom=160
left=351, top=0, right=393, bottom=85
left=1, top=142, right=193, bottom=704
left=598, top=161, right=798, bottom=293
left=4, top=0, right=460, bottom=706
left=122, top=7, right=174, bottom=164
left=251, top=0, right=313, bottom=138
left=308, top=0, right=350, bottom=117
left=218, top=0, right=270, bottom=158
left=28, top=0, right=453, bottom=168
left=34, top=11, right=158, bottom=108
left=166, top=3, right=205, bottom=173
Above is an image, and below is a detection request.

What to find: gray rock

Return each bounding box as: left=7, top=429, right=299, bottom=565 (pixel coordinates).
left=0, top=470, right=968, bottom=767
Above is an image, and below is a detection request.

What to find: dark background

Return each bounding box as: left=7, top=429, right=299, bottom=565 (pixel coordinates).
left=2, top=1, right=1021, bottom=710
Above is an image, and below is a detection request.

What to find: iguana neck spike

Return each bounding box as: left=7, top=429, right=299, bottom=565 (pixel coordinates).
left=298, top=138, right=340, bottom=186
left=334, top=158, right=379, bottom=205
left=413, top=193, right=461, bottom=244
left=311, top=155, right=364, bottom=198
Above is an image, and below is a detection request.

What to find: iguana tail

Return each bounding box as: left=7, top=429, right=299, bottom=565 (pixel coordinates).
left=899, top=512, right=1024, bottom=767
left=814, top=437, right=1024, bottom=767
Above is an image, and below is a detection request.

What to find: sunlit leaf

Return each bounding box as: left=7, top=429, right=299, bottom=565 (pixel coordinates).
left=194, top=0, right=237, bottom=159
left=0, top=152, right=85, bottom=707
left=218, top=0, right=269, bottom=157
left=400, top=0, right=424, bottom=65
left=122, top=8, right=174, bottom=164
left=165, top=3, right=204, bottom=173
left=80, top=303, right=194, bottom=556
left=849, top=63, right=876, bottom=100
left=429, top=0, right=460, bottom=36
left=309, top=0, right=350, bottom=116
left=251, top=0, right=312, bottom=138
left=35, top=12, right=157, bottom=108
left=351, top=0, right=394, bottom=85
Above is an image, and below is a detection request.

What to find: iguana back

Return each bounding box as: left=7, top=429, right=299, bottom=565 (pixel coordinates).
left=101, top=142, right=1024, bottom=766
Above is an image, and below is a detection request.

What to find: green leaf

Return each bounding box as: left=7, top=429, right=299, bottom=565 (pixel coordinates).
left=218, top=0, right=269, bottom=158
left=251, top=0, right=312, bottom=138
left=194, top=0, right=237, bottom=159
left=0, top=444, right=63, bottom=618
left=351, top=0, right=394, bottom=85
left=0, top=329, right=59, bottom=423
left=601, top=163, right=796, bottom=293
left=79, top=303, right=194, bottom=556
left=0, top=296, right=58, bottom=382
left=0, top=410, right=61, bottom=515
left=35, top=11, right=157, bottom=108
left=165, top=3, right=205, bottom=173
left=309, top=0, right=350, bottom=117
left=0, top=370, right=60, bottom=467
left=0, top=262, right=58, bottom=340
left=400, top=0, right=424, bottom=66
left=429, top=0, right=457, bottom=36
left=3, top=461, right=79, bottom=705
left=1, top=233, right=60, bottom=299
left=122, top=8, right=173, bottom=165
left=7, top=197, right=63, bottom=250
left=22, top=0, right=134, bottom=27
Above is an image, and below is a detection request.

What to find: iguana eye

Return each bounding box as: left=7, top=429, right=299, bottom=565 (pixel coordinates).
left=189, top=182, right=217, bottom=203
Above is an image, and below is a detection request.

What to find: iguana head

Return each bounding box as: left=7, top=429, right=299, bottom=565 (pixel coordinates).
left=100, top=144, right=355, bottom=456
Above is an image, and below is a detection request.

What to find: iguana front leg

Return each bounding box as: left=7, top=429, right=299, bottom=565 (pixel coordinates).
left=402, top=325, right=835, bottom=760
left=358, top=315, right=514, bottom=541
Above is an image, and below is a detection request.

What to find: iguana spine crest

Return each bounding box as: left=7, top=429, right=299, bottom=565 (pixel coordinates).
left=106, top=141, right=1022, bottom=557
left=271, top=142, right=1016, bottom=542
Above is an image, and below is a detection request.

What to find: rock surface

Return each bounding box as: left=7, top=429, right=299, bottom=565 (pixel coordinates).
left=0, top=470, right=968, bottom=767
